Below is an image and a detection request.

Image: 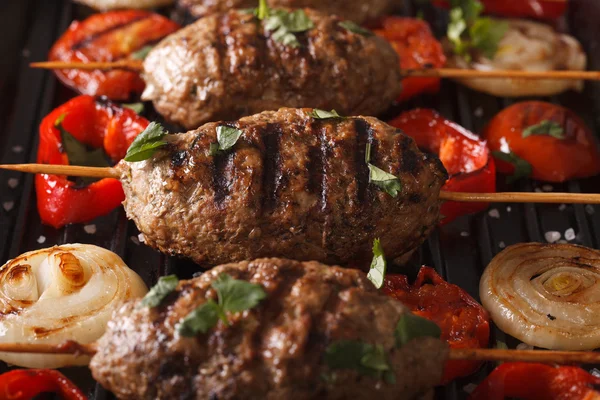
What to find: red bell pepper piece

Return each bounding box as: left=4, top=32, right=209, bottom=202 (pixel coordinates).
left=49, top=10, right=180, bottom=100
left=36, top=95, right=149, bottom=228
left=373, top=18, right=446, bottom=102
left=485, top=101, right=600, bottom=183
left=389, top=109, right=496, bottom=224
left=0, top=369, right=87, bottom=400
left=433, top=0, right=567, bottom=20
left=384, top=267, right=490, bottom=384
left=470, top=363, right=600, bottom=400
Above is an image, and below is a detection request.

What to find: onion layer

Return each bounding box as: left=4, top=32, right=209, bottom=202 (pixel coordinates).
left=0, top=244, right=148, bottom=368
left=480, top=242, right=600, bottom=350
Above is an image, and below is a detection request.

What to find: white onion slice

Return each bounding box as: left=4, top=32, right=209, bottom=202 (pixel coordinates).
left=0, top=244, right=148, bottom=368
left=73, top=0, right=174, bottom=10
left=480, top=242, right=600, bottom=350
left=445, top=19, right=586, bottom=97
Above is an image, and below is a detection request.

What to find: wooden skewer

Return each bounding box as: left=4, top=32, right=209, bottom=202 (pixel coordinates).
left=0, top=341, right=598, bottom=365
left=2, top=163, right=600, bottom=205
left=29, top=61, right=600, bottom=81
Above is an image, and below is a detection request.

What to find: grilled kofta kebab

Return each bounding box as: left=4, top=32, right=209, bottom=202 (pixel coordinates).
left=137, top=8, right=401, bottom=128
left=176, top=0, right=397, bottom=24
left=119, top=107, right=447, bottom=267
left=91, top=257, right=448, bottom=400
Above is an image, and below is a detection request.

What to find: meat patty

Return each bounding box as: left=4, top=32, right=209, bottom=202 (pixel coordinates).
left=176, top=0, right=397, bottom=24
left=90, top=258, right=448, bottom=399
left=141, top=9, right=401, bottom=129
left=118, top=108, right=447, bottom=267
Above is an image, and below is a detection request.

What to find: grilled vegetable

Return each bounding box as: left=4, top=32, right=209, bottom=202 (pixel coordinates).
left=0, top=369, right=87, bottom=400
left=485, top=102, right=600, bottom=182
left=0, top=244, right=148, bottom=368
left=434, top=0, right=567, bottom=20
left=74, top=0, right=174, bottom=10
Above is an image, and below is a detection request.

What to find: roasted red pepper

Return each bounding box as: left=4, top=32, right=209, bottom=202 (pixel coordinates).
left=36, top=95, right=149, bottom=228
left=389, top=109, right=496, bottom=224
left=470, top=363, right=600, bottom=400
left=433, top=0, right=567, bottom=20
left=485, top=101, right=600, bottom=183
left=373, top=18, right=446, bottom=102
left=0, top=369, right=87, bottom=400
left=383, top=267, right=490, bottom=384
left=49, top=10, right=180, bottom=100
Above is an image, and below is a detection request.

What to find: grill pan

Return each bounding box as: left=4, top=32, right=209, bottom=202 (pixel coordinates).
left=1, top=0, right=600, bottom=398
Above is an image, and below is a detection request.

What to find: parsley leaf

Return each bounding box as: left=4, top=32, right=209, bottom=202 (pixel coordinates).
left=122, top=102, right=144, bottom=114
left=395, top=313, right=441, bottom=347
left=124, top=121, right=168, bottom=162
left=308, top=109, right=343, bottom=119
left=522, top=120, right=565, bottom=139
left=338, top=20, right=373, bottom=36
left=131, top=45, right=154, bottom=60
left=209, top=126, right=244, bottom=156
left=367, top=239, right=387, bottom=289
left=492, top=150, right=533, bottom=183
left=255, top=0, right=269, bottom=19
left=263, top=8, right=314, bottom=48
left=325, top=340, right=395, bottom=383
left=176, top=273, right=267, bottom=337
left=365, top=143, right=402, bottom=197
left=140, top=275, right=179, bottom=308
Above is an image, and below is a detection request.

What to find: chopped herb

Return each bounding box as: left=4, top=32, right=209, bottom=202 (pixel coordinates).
left=338, top=20, right=373, bottom=36
left=255, top=0, right=269, bottom=19
left=547, top=313, right=556, bottom=321
left=492, top=150, right=532, bottom=183
left=209, top=126, right=244, bottom=156
left=124, top=122, right=168, bottom=162
left=324, top=340, right=395, bottom=383
left=367, top=239, right=387, bottom=289
left=131, top=45, right=154, bottom=60
left=255, top=2, right=314, bottom=48
left=140, top=275, right=179, bottom=308
left=522, top=120, right=565, bottom=139
left=176, top=273, right=267, bottom=337
left=365, top=142, right=372, bottom=164
left=365, top=143, right=402, bottom=197
left=122, top=102, right=144, bottom=114
left=395, top=313, right=441, bottom=347
left=308, top=109, right=343, bottom=119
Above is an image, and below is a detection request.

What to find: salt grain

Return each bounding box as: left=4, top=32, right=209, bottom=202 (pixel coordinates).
left=488, top=209, right=500, bottom=219
left=460, top=231, right=470, bottom=237
left=558, top=204, right=567, bottom=211
left=499, top=241, right=506, bottom=249
left=84, top=224, right=97, bottom=234
left=516, top=342, right=534, bottom=350
left=37, top=235, right=46, bottom=244
left=11, top=145, right=23, bottom=153
left=545, top=231, right=561, bottom=243
left=7, top=178, right=18, bottom=189
left=2, top=201, right=14, bottom=211
left=138, top=233, right=145, bottom=243
left=542, top=184, right=553, bottom=192
left=506, top=206, right=512, bottom=212
left=473, top=107, right=484, bottom=117
left=591, top=368, right=600, bottom=378
left=565, top=228, right=576, bottom=241
left=130, top=235, right=140, bottom=245
left=586, top=205, right=595, bottom=215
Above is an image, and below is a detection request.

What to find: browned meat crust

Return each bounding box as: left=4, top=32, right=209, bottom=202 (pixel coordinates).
left=118, top=108, right=447, bottom=267
left=177, top=0, right=397, bottom=24
left=141, top=9, right=401, bottom=129
left=91, top=258, right=448, bottom=399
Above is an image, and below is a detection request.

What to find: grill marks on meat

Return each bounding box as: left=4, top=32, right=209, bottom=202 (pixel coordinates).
left=177, top=0, right=397, bottom=25
left=119, top=108, right=447, bottom=267
left=141, top=9, right=402, bottom=129
left=90, top=258, right=448, bottom=399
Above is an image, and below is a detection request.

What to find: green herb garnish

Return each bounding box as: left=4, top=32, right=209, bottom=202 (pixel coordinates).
left=124, top=121, right=168, bottom=162
left=365, top=143, right=402, bottom=197
left=253, top=0, right=314, bottom=48
left=140, top=275, right=179, bottom=308
left=522, top=120, right=565, bottom=139
left=122, top=102, right=144, bottom=114
left=338, top=20, right=373, bottom=36
left=367, top=239, right=387, bottom=289
left=131, top=45, right=154, bottom=60
left=308, top=109, right=343, bottom=119
left=255, top=0, right=269, bottom=19
left=177, top=273, right=267, bottom=337
left=394, top=313, right=441, bottom=347
left=492, top=150, right=532, bottom=183
left=209, top=126, right=244, bottom=156
left=324, top=340, right=395, bottom=384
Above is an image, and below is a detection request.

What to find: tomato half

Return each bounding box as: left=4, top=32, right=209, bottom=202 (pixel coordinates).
left=383, top=267, right=490, bottom=384
left=389, top=109, right=496, bottom=224
left=373, top=18, right=446, bottom=102
left=49, top=10, right=180, bottom=101
left=433, top=0, right=567, bottom=19
left=485, top=101, right=600, bottom=183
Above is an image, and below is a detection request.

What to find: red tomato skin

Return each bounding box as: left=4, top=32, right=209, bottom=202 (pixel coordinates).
left=389, top=109, right=496, bottom=223
left=0, top=369, right=87, bottom=400
left=433, top=0, right=566, bottom=19
left=485, top=101, right=600, bottom=183
left=49, top=10, right=180, bottom=100
left=374, top=18, right=446, bottom=101
left=383, top=267, right=490, bottom=384
left=36, top=95, right=149, bottom=228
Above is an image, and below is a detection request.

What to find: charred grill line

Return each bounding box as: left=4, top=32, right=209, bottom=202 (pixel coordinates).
left=260, top=123, right=282, bottom=213
left=354, top=118, right=373, bottom=205
left=318, top=124, right=329, bottom=213
left=71, top=16, right=150, bottom=51
left=212, top=151, right=234, bottom=210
